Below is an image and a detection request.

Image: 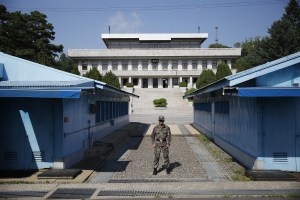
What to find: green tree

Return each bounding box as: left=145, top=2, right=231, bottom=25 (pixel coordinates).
left=55, top=53, right=79, bottom=75
left=196, top=69, right=216, bottom=89
left=216, top=62, right=232, bottom=80
left=209, top=43, right=230, bottom=48
left=102, top=71, right=120, bottom=88
left=83, top=67, right=102, bottom=81
left=234, top=0, right=300, bottom=72
left=0, top=5, right=63, bottom=66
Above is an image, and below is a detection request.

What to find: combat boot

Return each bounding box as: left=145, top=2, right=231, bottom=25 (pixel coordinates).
left=153, top=168, right=158, bottom=175
left=166, top=168, right=171, bottom=174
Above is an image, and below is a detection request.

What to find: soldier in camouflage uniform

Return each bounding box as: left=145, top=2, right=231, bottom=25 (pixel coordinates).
left=151, top=116, right=172, bottom=175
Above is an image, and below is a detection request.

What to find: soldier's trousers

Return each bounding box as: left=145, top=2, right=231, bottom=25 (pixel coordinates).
left=153, top=145, right=169, bottom=169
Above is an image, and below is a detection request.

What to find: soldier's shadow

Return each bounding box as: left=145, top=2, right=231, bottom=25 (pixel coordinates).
left=158, top=161, right=181, bottom=173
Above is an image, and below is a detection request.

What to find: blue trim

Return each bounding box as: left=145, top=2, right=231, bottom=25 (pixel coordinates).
left=0, top=89, right=81, bottom=98
left=238, top=87, right=300, bottom=97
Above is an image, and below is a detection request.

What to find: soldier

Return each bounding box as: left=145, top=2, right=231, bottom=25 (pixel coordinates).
left=151, top=115, right=172, bottom=175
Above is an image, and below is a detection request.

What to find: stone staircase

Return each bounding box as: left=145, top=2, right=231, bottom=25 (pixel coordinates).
left=131, top=88, right=193, bottom=116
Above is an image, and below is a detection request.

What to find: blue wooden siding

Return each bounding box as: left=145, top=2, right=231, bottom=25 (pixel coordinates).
left=0, top=98, right=63, bottom=170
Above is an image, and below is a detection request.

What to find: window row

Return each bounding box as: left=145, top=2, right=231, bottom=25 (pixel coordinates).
left=95, top=101, right=128, bottom=123
left=194, top=101, right=229, bottom=114
left=81, top=59, right=228, bottom=71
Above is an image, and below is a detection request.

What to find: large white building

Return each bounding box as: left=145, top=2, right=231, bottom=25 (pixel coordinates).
left=68, top=33, right=241, bottom=88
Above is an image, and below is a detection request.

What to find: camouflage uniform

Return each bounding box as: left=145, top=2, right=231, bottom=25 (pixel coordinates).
left=151, top=116, right=172, bottom=173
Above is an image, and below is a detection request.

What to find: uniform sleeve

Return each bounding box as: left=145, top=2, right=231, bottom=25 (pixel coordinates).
left=167, top=126, right=172, bottom=145
left=151, top=127, right=156, bottom=145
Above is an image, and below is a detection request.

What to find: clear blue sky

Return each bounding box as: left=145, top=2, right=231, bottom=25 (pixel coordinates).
left=3, top=0, right=287, bottom=52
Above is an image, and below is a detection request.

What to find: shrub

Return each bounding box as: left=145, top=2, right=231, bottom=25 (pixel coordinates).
left=184, top=88, right=197, bottom=95
left=102, top=71, right=120, bottom=88
left=179, top=81, right=187, bottom=87
left=216, top=62, right=232, bottom=80
left=153, top=98, right=167, bottom=107
left=83, top=67, right=102, bottom=81
left=196, top=69, right=216, bottom=89
left=125, top=82, right=134, bottom=87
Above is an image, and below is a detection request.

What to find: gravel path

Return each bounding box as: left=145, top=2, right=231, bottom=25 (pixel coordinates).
left=112, top=136, right=209, bottom=180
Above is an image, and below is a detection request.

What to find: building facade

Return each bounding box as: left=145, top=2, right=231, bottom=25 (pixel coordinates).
left=184, top=52, right=300, bottom=172
left=68, top=33, right=241, bottom=88
left=0, top=52, right=137, bottom=170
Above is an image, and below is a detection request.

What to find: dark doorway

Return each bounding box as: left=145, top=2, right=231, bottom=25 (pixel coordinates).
left=142, top=78, right=148, bottom=88
left=162, top=79, right=168, bottom=88
left=153, top=78, right=158, bottom=88
left=122, top=78, right=128, bottom=86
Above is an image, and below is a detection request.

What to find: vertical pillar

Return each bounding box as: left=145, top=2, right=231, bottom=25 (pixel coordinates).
left=189, top=77, right=193, bottom=88
left=169, top=77, right=173, bottom=88
left=179, top=77, right=183, bottom=82
left=128, top=60, right=132, bottom=71
left=129, top=77, right=132, bottom=83
left=158, top=78, right=163, bottom=88
left=138, top=78, right=142, bottom=88
left=119, top=77, right=122, bottom=87
left=148, top=78, right=153, bottom=88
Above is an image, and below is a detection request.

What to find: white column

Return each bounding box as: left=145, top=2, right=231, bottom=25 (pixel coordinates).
left=169, top=77, right=173, bottom=88
left=179, top=77, right=183, bottom=82
left=129, top=77, right=132, bottom=83
left=227, top=60, right=232, bottom=68
left=138, top=60, right=142, bottom=71
left=168, top=60, right=172, bottom=70
left=148, top=78, right=153, bottom=88
left=189, top=77, right=193, bottom=88
left=138, top=78, right=142, bottom=88
left=158, top=78, right=163, bottom=88
left=198, top=60, right=202, bottom=70
left=207, top=60, right=212, bottom=70
left=119, top=77, right=122, bottom=87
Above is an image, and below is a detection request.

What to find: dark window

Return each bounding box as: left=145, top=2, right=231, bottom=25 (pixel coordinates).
left=194, top=102, right=211, bottom=112
left=172, top=60, right=178, bottom=70
left=133, top=78, right=138, bottom=86
left=122, top=60, right=128, bottom=70
left=215, top=101, right=229, bottom=114
left=112, top=60, right=118, bottom=70
left=132, top=60, right=138, bottom=70
left=182, top=60, right=188, bottom=70
left=82, top=62, right=88, bottom=71
left=192, top=60, right=198, bottom=69
left=102, top=61, right=108, bottom=70
left=212, top=60, right=217, bottom=69
left=202, top=60, right=207, bottom=69
left=162, top=60, right=168, bottom=70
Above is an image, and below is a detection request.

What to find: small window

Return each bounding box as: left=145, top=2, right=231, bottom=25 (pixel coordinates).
left=122, top=60, right=128, bottom=70
left=202, top=60, right=207, bottom=69
left=132, top=78, right=138, bottom=86
left=172, top=78, right=178, bottom=85
left=142, top=60, right=148, bottom=70
left=82, top=61, right=88, bottom=71
left=194, top=102, right=211, bottom=112
left=162, top=60, right=168, bottom=70
left=192, top=60, right=198, bottom=70
left=152, top=63, right=158, bottom=71
left=215, top=101, right=229, bottom=114
left=112, top=60, right=118, bottom=70
left=182, top=60, right=188, bottom=70
left=212, top=60, right=217, bottom=69
left=92, top=61, right=98, bottom=68
left=132, top=60, right=138, bottom=70
left=102, top=61, right=108, bottom=70
left=172, top=60, right=178, bottom=70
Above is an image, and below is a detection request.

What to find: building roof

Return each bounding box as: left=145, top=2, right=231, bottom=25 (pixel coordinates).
left=102, top=33, right=208, bottom=47
left=68, top=48, right=241, bottom=59
left=184, top=52, right=300, bottom=98
left=0, top=52, right=139, bottom=98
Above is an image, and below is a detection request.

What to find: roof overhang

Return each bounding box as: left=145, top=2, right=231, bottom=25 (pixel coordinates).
left=0, top=88, right=82, bottom=98
left=223, top=87, right=300, bottom=97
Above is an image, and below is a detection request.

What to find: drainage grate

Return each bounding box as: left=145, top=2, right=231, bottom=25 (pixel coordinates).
left=109, top=178, right=211, bottom=183
left=48, top=188, right=96, bottom=199
left=0, top=190, right=48, bottom=198
left=98, top=189, right=300, bottom=197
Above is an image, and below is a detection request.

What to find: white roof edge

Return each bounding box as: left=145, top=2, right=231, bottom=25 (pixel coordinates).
left=101, top=33, right=208, bottom=41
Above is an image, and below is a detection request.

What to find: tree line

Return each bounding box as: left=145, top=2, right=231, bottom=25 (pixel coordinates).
left=196, top=0, right=300, bottom=89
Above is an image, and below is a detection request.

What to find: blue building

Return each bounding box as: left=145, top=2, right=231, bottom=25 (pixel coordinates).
left=185, top=52, right=300, bottom=172
left=0, top=52, right=138, bottom=170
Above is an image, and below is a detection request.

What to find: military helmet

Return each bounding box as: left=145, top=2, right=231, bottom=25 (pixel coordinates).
left=158, top=116, right=165, bottom=121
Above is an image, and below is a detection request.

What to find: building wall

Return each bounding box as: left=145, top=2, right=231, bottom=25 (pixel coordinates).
left=193, top=94, right=263, bottom=169
left=77, top=58, right=235, bottom=88
left=0, top=98, right=63, bottom=170
left=61, top=91, right=130, bottom=169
